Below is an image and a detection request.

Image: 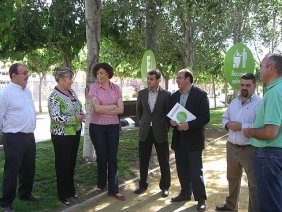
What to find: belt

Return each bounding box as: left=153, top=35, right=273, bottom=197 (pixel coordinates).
left=256, top=147, right=282, bottom=151
left=229, top=142, right=252, bottom=148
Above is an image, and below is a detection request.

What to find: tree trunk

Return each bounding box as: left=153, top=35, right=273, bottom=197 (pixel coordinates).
left=63, top=54, right=72, bottom=69
left=83, top=0, right=101, bottom=161
left=145, top=0, right=157, bottom=55
left=38, top=73, right=45, bottom=113
left=212, top=74, right=216, bottom=109
left=184, top=19, right=194, bottom=68
left=164, top=77, right=169, bottom=90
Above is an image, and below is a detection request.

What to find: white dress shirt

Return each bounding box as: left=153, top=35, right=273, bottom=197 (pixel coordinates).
left=222, top=93, right=261, bottom=145
left=0, top=82, right=36, bottom=133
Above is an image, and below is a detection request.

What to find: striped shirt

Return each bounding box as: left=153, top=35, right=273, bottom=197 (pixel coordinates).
left=222, top=93, right=261, bottom=145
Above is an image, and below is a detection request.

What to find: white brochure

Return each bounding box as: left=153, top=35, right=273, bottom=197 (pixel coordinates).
left=167, top=102, right=196, bottom=123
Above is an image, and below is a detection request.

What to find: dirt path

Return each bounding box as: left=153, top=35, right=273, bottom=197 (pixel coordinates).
left=63, top=136, right=249, bottom=212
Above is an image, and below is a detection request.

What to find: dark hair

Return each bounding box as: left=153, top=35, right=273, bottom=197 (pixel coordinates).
left=9, top=63, right=22, bottom=79
left=241, top=73, right=256, bottom=84
left=266, top=53, right=282, bottom=75
left=148, top=70, right=161, bottom=80
left=53, top=67, right=73, bottom=82
left=93, top=63, right=114, bottom=79
left=184, top=69, right=193, bottom=83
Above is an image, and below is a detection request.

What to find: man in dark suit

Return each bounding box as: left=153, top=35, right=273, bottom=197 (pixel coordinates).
left=170, top=69, right=210, bottom=212
left=134, top=70, right=171, bottom=197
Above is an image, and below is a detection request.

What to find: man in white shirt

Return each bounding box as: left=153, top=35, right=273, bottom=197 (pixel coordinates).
left=216, top=73, right=261, bottom=212
left=0, top=63, right=39, bottom=212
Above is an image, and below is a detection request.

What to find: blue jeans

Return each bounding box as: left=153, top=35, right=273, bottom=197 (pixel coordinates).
left=254, top=148, right=282, bottom=212
left=89, top=124, right=120, bottom=194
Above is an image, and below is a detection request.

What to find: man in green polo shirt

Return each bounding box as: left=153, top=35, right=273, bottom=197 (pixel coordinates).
left=243, top=53, right=282, bottom=212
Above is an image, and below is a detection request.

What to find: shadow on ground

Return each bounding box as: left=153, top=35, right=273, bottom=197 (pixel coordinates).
left=63, top=137, right=250, bottom=212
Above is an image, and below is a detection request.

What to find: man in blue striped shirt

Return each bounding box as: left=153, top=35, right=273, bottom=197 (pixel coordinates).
left=216, top=73, right=261, bottom=212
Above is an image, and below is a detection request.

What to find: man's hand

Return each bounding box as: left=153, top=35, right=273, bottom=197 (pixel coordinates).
left=226, top=121, right=242, bottom=131
left=170, top=120, right=178, bottom=127
left=242, top=128, right=253, bottom=139
left=179, top=122, right=189, bottom=131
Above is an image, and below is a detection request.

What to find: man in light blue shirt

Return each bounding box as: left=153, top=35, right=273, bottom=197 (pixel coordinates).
left=0, top=64, right=39, bottom=212
left=243, top=53, right=282, bottom=212
left=216, top=73, right=261, bottom=212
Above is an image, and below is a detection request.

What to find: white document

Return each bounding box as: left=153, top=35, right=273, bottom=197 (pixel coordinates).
left=167, top=102, right=196, bottom=123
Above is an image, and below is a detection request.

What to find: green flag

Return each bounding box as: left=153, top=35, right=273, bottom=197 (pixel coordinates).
left=141, top=50, right=156, bottom=87
left=224, top=43, right=255, bottom=90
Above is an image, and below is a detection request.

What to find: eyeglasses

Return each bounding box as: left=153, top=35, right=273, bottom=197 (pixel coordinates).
left=176, top=76, right=186, bottom=80
left=16, top=71, right=29, bottom=76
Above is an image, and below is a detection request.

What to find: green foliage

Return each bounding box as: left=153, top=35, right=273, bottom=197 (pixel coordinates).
left=1, top=0, right=280, bottom=81
left=25, top=48, right=61, bottom=74
left=47, top=0, right=86, bottom=67
left=207, top=108, right=226, bottom=132
left=0, top=0, right=48, bottom=59
left=0, top=0, right=86, bottom=69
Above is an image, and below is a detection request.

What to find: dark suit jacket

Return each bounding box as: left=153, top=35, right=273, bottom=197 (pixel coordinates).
left=136, top=87, right=171, bottom=143
left=170, top=85, right=210, bottom=151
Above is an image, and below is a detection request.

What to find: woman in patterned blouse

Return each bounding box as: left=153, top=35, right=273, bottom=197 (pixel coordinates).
left=48, top=67, right=85, bottom=205
left=89, top=63, right=125, bottom=201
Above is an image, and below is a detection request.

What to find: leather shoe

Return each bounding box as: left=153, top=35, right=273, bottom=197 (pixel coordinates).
left=60, top=199, right=71, bottom=205
left=110, top=193, right=126, bottom=201
left=134, top=187, right=147, bottom=194
left=197, top=200, right=206, bottom=211
left=171, top=194, right=191, bottom=202
left=161, top=189, right=169, bottom=197
left=72, top=193, right=79, bottom=199
left=20, top=195, right=40, bottom=202
left=94, top=188, right=104, bottom=195
left=215, top=204, right=233, bottom=211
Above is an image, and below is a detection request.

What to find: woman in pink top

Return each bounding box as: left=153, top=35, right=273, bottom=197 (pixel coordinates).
left=88, top=63, right=125, bottom=201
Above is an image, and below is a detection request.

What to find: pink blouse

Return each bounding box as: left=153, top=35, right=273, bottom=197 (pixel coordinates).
left=88, top=81, right=122, bottom=125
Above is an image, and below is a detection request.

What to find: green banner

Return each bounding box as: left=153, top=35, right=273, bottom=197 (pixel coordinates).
left=223, top=43, right=255, bottom=90
left=141, top=50, right=156, bottom=87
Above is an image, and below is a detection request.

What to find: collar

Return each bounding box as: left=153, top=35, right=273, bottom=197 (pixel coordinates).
left=10, top=82, right=25, bottom=90
left=180, top=84, right=192, bottom=95
left=148, top=86, right=160, bottom=93
left=266, top=77, right=282, bottom=90
left=238, top=93, right=257, bottom=104
left=97, top=81, right=114, bottom=89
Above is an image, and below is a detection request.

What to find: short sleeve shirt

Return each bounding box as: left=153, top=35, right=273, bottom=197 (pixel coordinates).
left=251, top=77, right=282, bottom=147
left=88, top=82, right=122, bottom=125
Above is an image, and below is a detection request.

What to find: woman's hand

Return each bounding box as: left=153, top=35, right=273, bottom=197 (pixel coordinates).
left=76, top=113, right=86, bottom=122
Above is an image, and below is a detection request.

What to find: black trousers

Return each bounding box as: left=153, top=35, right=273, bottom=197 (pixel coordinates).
left=175, top=142, right=206, bottom=201
left=139, top=127, right=171, bottom=190
left=89, top=124, right=120, bottom=194
left=51, top=131, right=80, bottom=200
left=0, top=133, right=36, bottom=208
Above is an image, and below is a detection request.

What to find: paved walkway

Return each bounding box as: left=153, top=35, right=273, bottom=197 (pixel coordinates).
left=62, top=136, right=249, bottom=212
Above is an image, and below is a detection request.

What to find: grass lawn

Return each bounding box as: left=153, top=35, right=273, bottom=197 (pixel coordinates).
left=0, top=108, right=226, bottom=211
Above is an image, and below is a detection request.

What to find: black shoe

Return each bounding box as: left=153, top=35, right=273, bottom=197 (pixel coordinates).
left=215, top=204, right=233, bottom=211
left=72, top=193, right=79, bottom=199
left=134, top=187, right=147, bottom=194
left=197, top=200, right=206, bottom=211
left=161, top=189, right=169, bottom=197
left=61, top=199, right=71, bottom=205
left=171, top=194, right=191, bottom=202
left=20, top=195, right=40, bottom=202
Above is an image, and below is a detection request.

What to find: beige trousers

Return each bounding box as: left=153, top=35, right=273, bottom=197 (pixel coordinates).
left=225, top=142, right=258, bottom=212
